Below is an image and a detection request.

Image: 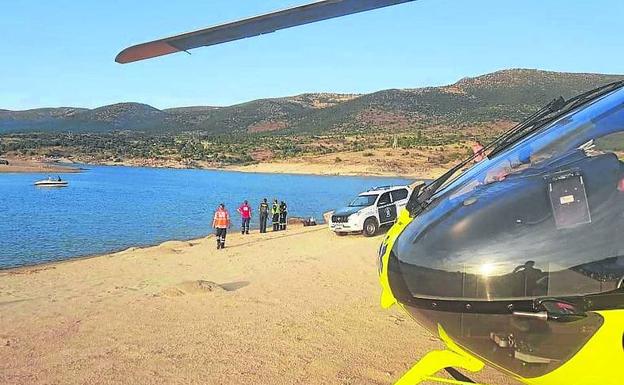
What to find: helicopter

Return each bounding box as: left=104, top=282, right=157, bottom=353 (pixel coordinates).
left=116, top=1, right=624, bottom=384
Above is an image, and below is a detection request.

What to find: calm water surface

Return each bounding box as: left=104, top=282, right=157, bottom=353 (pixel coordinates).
left=0, top=165, right=411, bottom=268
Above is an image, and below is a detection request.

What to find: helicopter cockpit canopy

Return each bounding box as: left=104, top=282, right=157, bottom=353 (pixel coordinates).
left=387, top=83, right=624, bottom=377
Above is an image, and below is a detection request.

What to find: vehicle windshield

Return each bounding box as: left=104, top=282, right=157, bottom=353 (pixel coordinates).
left=349, top=194, right=378, bottom=207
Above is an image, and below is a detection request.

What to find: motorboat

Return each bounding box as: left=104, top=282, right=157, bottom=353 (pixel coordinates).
left=34, top=177, right=68, bottom=187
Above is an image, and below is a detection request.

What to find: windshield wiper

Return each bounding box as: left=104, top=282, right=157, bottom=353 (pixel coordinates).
left=487, top=97, right=566, bottom=157
left=406, top=80, right=624, bottom=218
left=406, top=157, right=472, bottom=216
left=406, top=98, right=566, bottom=216
left=489, top=80, right=624, bottom=157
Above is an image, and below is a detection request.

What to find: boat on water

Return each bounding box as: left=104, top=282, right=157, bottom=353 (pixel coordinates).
left=34, top=177, right=68, bottom=187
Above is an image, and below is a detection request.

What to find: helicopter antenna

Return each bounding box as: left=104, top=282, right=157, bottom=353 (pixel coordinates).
left=115, top=0, right=418, bottom=63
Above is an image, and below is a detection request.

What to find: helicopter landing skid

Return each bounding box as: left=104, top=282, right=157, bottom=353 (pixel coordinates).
left=394, top=324, right=487, bottom=385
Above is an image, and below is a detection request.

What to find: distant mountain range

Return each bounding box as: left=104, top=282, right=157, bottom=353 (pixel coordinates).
left=2, top=69, right=622, bottom=135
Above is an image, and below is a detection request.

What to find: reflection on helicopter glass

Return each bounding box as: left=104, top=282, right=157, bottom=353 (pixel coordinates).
left=445, top=88, right=624, bottom=200
left=400, top=306, right=604, bottom=378
left=389, top=84, right=624, bottom=378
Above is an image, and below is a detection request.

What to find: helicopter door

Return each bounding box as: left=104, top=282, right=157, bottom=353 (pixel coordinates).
left=377, top=192, right=397, bottom=224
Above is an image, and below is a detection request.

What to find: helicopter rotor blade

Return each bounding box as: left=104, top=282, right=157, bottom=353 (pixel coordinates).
left=115, top=0, right=418, bottom=64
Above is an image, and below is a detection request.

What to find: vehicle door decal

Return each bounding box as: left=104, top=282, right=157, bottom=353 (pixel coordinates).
left=378, top=204, right=397, bottom=224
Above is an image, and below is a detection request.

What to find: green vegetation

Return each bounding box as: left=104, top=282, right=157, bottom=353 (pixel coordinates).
left=1, top=69, right=622, bottom=166
left=0, top=128, right=487, bottom=168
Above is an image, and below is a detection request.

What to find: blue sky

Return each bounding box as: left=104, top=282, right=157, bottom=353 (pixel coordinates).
left=2, top=0, right=623, bottom=110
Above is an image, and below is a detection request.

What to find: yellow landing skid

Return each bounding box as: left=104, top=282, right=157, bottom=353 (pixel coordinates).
left=394, top=324, right=488, bottom=385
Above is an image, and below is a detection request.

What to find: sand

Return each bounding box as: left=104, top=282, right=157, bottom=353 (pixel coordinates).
left=227, top=149, right=452, bottom=179
left=0, top=158, right=79, bottom=174
left=0, top=226, right=518, bottom=385
left=50, top=145, right=462, bottom=179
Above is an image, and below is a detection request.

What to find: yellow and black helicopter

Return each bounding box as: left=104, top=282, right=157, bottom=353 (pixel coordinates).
left=116, top=1, right=624, bottom=384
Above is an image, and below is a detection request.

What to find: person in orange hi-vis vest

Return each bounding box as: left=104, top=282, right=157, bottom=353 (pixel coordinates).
left=212, top=203, right=231, bottom=249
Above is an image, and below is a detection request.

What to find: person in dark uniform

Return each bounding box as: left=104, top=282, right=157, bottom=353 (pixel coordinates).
left=272, top=199, right=280, bottom=231
left=279, top=200, right=288, bottom=231
left=259, top=198, right=269, bottom=233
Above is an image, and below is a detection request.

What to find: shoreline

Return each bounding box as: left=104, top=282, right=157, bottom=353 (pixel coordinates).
left=87, top=160, right=427, bottom=179
left=1, top=164, right=421, bottom=273
left=1, top=158, right=423, bottom=178
left=0, top=227, right=315, bottom=274
left=1, top=146, right=451, bottom=178
left=8, top=145, right=450, bottom=179
left=72, top=158, right=440, bottom=179
left=0, top=225, right=316, bottom=272
left=0, top=157, right=81, bottom=174
left=0, top=224, right=513, bottom=385
left=0, top=233, right=213, bottom=273
left=3, top=157, right=430, bottom=179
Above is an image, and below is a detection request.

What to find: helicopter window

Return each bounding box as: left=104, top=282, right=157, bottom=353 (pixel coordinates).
left=393, top=85, right=624, bottom=301
left=440, top=87, right=624, bottom=201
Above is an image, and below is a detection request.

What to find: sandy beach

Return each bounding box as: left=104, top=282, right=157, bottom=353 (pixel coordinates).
left=0, top=158, right=79, bottom=174
left=0, top=225, right=518, bottom=385
left=227, top=157, right=445, bottom=179
left=88, top=147, right=455, bottom=179
left=225, top=146, right=463, bottom=180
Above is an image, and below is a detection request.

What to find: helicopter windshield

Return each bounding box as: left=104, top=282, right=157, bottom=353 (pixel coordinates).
left=394, top=85, right=624, bottom=301
left=438, top=86, right=624, bottom=200
left=388, top=85, right=624, bottom=377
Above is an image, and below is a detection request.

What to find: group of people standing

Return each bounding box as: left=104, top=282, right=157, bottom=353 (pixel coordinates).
left=271, top=199, right=288, bottom=232
left=211, top=199, right=288, bottom=249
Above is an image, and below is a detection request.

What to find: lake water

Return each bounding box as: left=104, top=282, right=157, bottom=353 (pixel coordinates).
left=0, top=165, right=411, bottom=268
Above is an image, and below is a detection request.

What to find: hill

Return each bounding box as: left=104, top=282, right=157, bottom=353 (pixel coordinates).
left=2, top=69, right=622, bottom=135
left=288, top=69, right=624, bottom=133
left=0, top=103, right=172, bottom=133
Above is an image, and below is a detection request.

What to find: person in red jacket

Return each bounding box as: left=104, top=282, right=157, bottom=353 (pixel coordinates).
left=212, top=203, right=230, bottom=249
left=237, top=200, right=252, bottom=235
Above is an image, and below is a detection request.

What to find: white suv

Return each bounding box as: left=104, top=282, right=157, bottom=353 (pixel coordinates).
left=329, top=185, right=412, bottom=237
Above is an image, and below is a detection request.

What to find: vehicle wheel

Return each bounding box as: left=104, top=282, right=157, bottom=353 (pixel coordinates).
left=363, top=217, right=379, bottom=237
